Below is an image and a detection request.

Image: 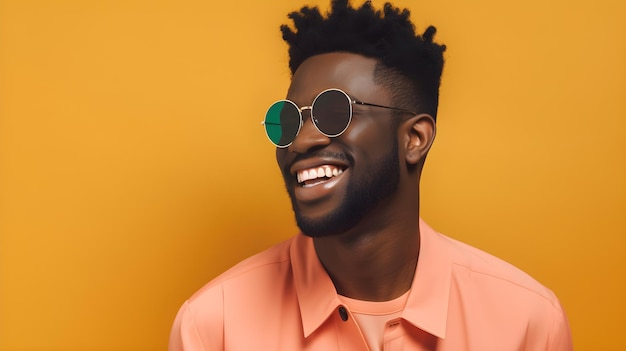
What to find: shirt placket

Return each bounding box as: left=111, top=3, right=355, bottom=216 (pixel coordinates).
left=382, top=318, right=406, bottom=351
left=334, top=305, right=371, bottom=351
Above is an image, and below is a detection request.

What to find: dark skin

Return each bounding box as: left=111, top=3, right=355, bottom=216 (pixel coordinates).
left=276, top=53, right=436, bottom=302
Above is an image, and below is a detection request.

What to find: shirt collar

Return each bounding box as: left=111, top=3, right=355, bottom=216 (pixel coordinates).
left=290, top=233, right=342, bottom=337
left=402, top=218, right=452, bottom=339
left=290, top=219, right=453, bottom=339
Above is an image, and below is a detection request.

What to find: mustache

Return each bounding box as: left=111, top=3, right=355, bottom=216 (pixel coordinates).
left=293, top=150, right=352, bottom=164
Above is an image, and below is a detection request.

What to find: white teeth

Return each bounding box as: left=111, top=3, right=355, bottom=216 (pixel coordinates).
left=296, top=165, right=345, bottom=184
left=317, top=167, right=324, bottom=177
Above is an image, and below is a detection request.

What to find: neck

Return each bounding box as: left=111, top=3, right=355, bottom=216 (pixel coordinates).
left=312, top=205, right=420, bottom=302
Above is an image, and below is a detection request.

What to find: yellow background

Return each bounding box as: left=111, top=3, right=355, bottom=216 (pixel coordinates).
left=1, top=0, right=624, bottom=350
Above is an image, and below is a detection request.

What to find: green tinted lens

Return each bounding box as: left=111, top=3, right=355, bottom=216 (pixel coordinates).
left=264, top=100, right=301, bottom=147
left=312, top=89, right=352, bottom=136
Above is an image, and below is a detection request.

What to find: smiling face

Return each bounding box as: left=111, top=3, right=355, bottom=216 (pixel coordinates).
left=276, top=53, right=405, bottom=238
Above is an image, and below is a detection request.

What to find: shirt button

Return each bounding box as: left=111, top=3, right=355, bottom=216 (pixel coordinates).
left=338, top=306, right=349, bottom=321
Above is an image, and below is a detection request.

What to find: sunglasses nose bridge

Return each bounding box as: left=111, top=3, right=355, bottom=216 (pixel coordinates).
left=300, top=105, right=312, bottom=118
left=288, top=105, right=331, bottom=152
left=298, top=105, right=318, bottom=128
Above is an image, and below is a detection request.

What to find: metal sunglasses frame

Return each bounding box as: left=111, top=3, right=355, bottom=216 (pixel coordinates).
left=262, top=88, right=417, bottom=148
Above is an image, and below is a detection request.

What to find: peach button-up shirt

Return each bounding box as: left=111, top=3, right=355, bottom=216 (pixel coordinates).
left=169, top=220, right=572, bottom=350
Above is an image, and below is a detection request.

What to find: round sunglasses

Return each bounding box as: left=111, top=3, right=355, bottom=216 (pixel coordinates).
left=262, top=88, right=417, bottom=148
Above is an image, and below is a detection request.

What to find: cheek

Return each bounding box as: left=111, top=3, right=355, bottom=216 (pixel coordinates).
left=342, top=119, right=395, bottom=157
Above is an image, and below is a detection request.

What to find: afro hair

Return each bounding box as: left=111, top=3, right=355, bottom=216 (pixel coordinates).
left=281, top=0, right=446, bottom=119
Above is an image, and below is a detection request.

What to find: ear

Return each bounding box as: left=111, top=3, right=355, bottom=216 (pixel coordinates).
left=401, top=114, right=436, bottom=165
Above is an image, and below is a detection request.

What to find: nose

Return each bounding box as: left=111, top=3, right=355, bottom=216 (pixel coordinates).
left=288, top=110, right=331, bottom=153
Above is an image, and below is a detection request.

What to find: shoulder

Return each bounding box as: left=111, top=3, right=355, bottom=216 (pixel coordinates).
left=169, top=238, right=298, bottom=351
left=431, top=230, right=572, bottom=349
left=188, top=237, right=294, bottom=305
left=438, top=232, right=559, bottom=306
left=436, top=231, right=571, bottom=340
left=427, top=232, right=571, bottom=350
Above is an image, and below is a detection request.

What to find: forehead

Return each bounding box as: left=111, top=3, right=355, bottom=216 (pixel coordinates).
left=287, top=53, right=390, bottom=104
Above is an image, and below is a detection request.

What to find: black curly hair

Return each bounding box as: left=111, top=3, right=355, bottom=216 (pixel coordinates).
left=281, top=0, right=446, bottom=119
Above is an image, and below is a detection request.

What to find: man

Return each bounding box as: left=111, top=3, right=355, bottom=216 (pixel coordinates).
left=169, top=0, right=572, bottom=350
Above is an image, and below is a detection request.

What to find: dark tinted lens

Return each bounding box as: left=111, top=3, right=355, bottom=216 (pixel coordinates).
left=265, top=100, right=301, bottom=147
left=312, top=89, right=351, bottom=136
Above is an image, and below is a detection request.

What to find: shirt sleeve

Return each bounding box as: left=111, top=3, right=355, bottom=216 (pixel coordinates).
left=169, top=301, right=205, bottom=351
left=169, top=289, right=225, bottom=351
left=548, top=302, right=573, bottom=351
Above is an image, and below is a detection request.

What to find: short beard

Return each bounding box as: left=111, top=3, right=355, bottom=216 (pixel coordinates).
left=289, top=138, right=400, bottom=237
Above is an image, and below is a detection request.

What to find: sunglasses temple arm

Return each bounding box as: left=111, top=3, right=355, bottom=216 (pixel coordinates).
left=353, top=100, right=417, bottom=116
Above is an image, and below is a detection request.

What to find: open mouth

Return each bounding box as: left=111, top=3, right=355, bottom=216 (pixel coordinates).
left=296, top=165, right=346, bottom=187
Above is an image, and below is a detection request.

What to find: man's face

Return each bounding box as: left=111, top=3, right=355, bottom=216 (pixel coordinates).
left=276, top=53, right=402, bottom=238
